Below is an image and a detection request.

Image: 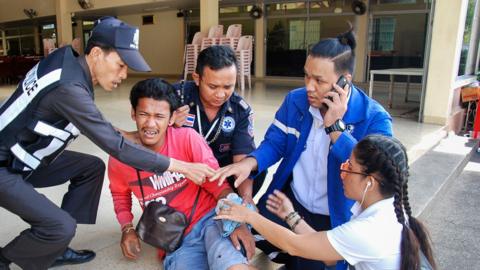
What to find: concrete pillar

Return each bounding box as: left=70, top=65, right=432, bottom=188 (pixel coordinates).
left=254, top=5, right=265, bottom=78
left=33, top=25, right=40, bottom=55
left=200, top=0, right=219, bottom=33
left=73, top=19, right=84, bottom=53
left=55, top=0, right=73, bottom=46
left=354, top=5, right=369, bottom=83
left=1, top=30, right=6, bottom=56
left=423, top=0, right=468, bottom=124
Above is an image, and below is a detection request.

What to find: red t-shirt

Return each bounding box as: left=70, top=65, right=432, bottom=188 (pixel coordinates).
left=108, top=127, right=230, bottom=235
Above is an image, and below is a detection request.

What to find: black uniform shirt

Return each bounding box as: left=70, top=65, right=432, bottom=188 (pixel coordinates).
left=174, top=81, right=255, bottom=167
left=0, top=53, right=170, bottom=173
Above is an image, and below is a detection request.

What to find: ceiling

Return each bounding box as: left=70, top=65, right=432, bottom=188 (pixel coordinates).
left=73, top=0, right=200, bottom=19
left=0, top=0, right=257, bottom=29
left=72, top=0, right=254, bottom=19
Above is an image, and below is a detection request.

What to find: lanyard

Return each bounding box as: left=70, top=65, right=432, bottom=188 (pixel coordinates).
left=195, top=104, right=225, bottom=145
left=196, top=104, right=219, bottom=139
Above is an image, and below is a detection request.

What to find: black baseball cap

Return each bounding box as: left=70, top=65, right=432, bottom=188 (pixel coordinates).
left=88, top=17, right=151, bottom=72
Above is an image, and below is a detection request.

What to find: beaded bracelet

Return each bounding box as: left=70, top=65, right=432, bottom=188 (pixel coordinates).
left=285, top=211, right=299, bottom=222
left=290, top=216, right=303, bottom=231
left=121, top=224, right=135, bottom=234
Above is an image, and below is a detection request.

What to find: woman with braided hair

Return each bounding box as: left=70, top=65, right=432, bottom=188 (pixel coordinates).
left=216, top=135, right=436, bottom=270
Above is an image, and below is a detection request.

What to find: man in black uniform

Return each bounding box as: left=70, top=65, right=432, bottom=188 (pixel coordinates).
left=173, top=45, right=265, bottom=260
left=0, top=17, right=214, bottom=270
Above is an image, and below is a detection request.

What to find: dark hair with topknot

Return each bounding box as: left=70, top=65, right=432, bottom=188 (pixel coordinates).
left=195, top=45, right=237, bottom=76
left=130, top=78, right=180, bottom=114
left=353, top=135, right=436, bottom=270
left=309, top=22, right=356, bottom=75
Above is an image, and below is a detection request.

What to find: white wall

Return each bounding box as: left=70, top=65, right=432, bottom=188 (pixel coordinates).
left=119, top=11, right=184, bottom=75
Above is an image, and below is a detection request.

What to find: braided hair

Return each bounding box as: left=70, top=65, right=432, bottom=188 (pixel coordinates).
left=354, top=135, right=436, bottom=270
left=309, top=22, right=356, bottom=75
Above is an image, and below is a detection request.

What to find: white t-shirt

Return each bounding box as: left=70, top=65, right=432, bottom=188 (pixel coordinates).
left=326, top=197, right=402, bottom=270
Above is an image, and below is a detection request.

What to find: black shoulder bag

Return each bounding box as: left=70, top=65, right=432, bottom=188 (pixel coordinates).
left=135, top=170, right=201, bottom=252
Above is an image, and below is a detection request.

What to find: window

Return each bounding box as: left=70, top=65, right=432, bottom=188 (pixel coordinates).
left=458, top=0, right=479, bottom=76
left=289, top=20, right=320, bottom=50
left=379, top=0, right=416, bottom=3
left=220, top=7, right=240, bottom=14
left=370, top=17, right=396, bottom=52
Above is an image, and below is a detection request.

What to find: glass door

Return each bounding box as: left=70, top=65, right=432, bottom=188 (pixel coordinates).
left=265, top=2, right=309, bottom=77
left=265, top=1, right=355, bottom=77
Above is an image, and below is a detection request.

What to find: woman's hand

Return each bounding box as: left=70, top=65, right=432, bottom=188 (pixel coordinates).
left=266, top=190, right=295, bottom=221
left=215, top=200, right=254, bottom=224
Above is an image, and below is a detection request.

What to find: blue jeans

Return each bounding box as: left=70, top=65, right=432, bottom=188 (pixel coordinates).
left=164, top=209, right=248, bottom=270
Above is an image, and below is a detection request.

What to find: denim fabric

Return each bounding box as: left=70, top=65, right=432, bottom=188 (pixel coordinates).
left=164, top=210, right=247, bottom=270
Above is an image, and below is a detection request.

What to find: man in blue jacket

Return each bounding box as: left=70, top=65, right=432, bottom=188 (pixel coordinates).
left=212, top=30, right=392, bottom=270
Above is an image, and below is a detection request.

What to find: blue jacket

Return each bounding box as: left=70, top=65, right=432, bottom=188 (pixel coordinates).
left=252, top=85, right=392, bottom=229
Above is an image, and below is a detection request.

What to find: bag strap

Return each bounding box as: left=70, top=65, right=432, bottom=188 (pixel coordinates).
left=136, top=169, right=201, bottom=225
left=188, top=187, right=201, bottom=224
left=136, top=169, right=147, bottom=204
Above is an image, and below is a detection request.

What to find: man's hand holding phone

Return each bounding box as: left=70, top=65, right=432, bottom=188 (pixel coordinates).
left=322, top=75, right=349, bottom=128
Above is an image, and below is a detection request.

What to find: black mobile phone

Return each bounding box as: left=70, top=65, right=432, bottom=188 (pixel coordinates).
left=335, top=75, right=348, bottom=91
left=325, top=75, right=348, bottom=103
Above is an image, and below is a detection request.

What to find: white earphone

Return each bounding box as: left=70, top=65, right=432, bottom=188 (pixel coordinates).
left=360, top=181, right=372, bottom=206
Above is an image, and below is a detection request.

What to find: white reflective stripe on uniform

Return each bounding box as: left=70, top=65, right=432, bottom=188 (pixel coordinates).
left=10, top=143, right=41, bottom=169
left=32, top=137, right=65, bottom=161
left=0, top=68, right=62, bottom=132
left=33, top=121, right=71, bottom=141
left=64, top=123, right=80, bottom=137
left=272, top=119, right=300, bottom=138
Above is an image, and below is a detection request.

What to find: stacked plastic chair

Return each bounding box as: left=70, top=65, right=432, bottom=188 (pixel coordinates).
left=235, top=35, right=253, bottom=91
left=200, top=25, right=223, bottom=51
left=183, top=32, right=206, bottom=80
left=42, top=38, right=56, bottom=57
left=219, top=24, right=242, bottom=50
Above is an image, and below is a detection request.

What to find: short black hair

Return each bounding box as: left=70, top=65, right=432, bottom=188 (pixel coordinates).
left=84, top=41, right=116, bottom=55
left=309, top=25, right=357, bottom=75
left=195, top=45, right=237, bottom=76
left=129, top=78, right=180, bottom=114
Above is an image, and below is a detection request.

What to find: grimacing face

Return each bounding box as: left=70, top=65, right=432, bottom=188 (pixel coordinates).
left=193, top=65, right=237, bottom=109
left=303, top=56, right=344, bottom=109
left=90, top=48, right=128, bottom=91
left=131, top=97, right=172, bottom=151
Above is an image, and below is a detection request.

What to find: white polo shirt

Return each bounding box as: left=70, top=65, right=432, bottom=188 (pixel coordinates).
left=326, top=197, right=402, bottom=270
left=291, top=106, right=331, bottom=215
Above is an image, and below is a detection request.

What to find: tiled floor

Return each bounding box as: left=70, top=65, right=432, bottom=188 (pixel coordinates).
left=0, top=78, right=443, bottom=269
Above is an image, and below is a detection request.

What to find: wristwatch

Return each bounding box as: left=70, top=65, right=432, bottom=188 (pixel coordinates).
left=325, top=119, right=346, bottom=134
